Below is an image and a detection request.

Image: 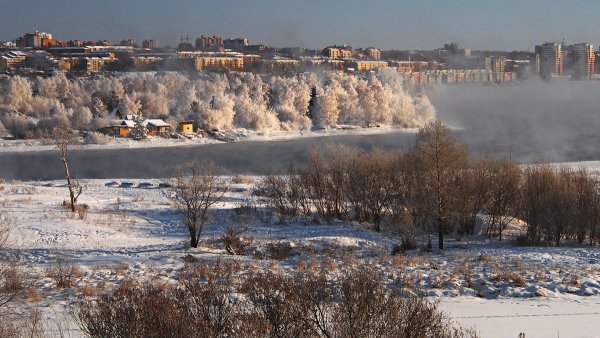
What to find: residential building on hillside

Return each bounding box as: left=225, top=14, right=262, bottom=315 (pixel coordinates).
left=349, top=60, right=388, bottom=71
left=0, top=51, right=27, bottom=70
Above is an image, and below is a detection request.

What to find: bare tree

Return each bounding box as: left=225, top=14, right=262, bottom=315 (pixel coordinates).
left=164, top=161, right=229, bottom=248
left=484, top=160, right=522, bottom=241
left=414, top=121, right=468, bottom=250
left=361, top=151, right=395, bottom=232
left=48, top=128, right=83, bottom=212
left=456, top=158, right=493, bottom=236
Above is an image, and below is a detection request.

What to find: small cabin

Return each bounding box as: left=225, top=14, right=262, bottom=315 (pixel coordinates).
left=178, top=121, right=194, bottom=135
left=97, top=120, right=134, bottom=137
left=119, top=120, right=135, bottom=136
left=145, top=119, right=171, bottom=137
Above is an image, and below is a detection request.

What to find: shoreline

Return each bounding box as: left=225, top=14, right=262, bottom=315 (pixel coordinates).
left=0, top=125, right=419, bottom=154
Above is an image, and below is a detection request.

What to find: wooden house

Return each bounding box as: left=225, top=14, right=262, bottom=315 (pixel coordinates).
left=97, top=120, right=134, bottom=137
left=145, top=119, right=171, bottom=136
left=119, top=120, right=135, bottom=136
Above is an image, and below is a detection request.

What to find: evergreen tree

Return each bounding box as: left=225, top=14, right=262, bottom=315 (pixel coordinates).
left=306, top=86, right=317, bottom=120
left=129, top=114, right=147, bottom=140
left=209, top=95, right=216, bottom=110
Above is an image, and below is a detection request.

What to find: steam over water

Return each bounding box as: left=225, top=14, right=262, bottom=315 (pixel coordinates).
left=2, top=80, right=600, bottom=180
left=431, top=81, right=600, bottom=162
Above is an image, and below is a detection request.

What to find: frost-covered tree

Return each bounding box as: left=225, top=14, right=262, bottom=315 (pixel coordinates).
left=120, top=94, right=142, bottom=116
left=70, top=107, right=93, bottom=131
left=313, top=86, right=339, bottom=128
left=0, top=71, right=437, bottom=136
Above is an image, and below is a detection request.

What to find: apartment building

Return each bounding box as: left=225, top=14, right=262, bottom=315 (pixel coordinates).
left=323, top=45, right=355, bottom=59
left=142, top=39, right=160, bottom=49
left=485, top=56, right=506, bottom=73
left=16, top=31, right=53, bottom=48
left=195, top=55, right=244, bottom=71
left=83, top=57, right=115, bottom=72
left=570, top=43, right=595, bottom=79
left=349, top=60, right=388, bottom=71
left=0, top=51, right=27, bottom=70
left=224, top=38, right=249, bottom=51
left=196, top=35, right=223, bottom=51
left=536, top=42, right=564, bottom=78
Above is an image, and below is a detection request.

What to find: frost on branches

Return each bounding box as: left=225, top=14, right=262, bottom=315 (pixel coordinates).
left=0, top=69, right=436, bottom=138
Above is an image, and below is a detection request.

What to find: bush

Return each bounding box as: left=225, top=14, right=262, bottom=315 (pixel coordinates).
left=232, top=175, right=253, bottom=184
left=266, top=241, right=294, bottom=260
left=84, top=131, right=111, bottom=145
left=221, top=226, right=253, bottom=255
left=74, top=262, right=479, bottom=338
left=1, top=115, right=36, bottom=139
left=45, top=254, right=81, bottom=288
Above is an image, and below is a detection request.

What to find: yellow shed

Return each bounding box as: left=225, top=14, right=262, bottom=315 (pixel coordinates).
left=178, top=121, right=194, bottom=135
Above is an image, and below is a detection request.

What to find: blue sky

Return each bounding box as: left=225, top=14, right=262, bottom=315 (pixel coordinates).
left=1, top=0, right=598, bottom=51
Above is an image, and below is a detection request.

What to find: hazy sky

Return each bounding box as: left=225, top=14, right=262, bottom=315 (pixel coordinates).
left=2, top=0, right=598, bottom=51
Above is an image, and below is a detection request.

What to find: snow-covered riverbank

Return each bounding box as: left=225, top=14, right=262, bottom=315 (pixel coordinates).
left=0, top=125, right=417, bottom=153
left=1, top=176, right=599, bottom=337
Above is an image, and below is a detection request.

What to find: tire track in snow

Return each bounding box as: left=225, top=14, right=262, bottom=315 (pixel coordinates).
left=451, top=312, right=600, bottom=319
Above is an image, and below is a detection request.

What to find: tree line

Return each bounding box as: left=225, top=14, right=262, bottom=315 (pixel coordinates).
left=259, top=121, right=600, bottom=248
left=0, top=69, right=435, bottom=139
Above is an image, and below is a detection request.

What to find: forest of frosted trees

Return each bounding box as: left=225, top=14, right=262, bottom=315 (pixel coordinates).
left=0, top=68, right=436, bottom=138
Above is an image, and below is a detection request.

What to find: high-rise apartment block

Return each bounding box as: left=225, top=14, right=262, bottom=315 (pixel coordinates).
left=485, top=56, right=506, bottom=73
left=223, top=38, right=249, bottom=51
left=16, top=31, right=54, bottom=48
left=195, top=35, right=223, bottom=51
left=120, top=39, right=137, bottom=47
left=142, top=39, right=160, bottom=49
left=535, top=42, right=564, bottom=78
left=570, top=43, right=595, bottom=79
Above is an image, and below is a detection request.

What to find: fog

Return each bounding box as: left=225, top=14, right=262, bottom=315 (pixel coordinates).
left=430, top=80, right=600, bottom=163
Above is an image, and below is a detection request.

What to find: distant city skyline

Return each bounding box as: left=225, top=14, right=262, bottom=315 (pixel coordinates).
left=2, top=0, right=600, bottom=51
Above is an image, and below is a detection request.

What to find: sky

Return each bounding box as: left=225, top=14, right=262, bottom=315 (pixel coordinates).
left=1, top=0, right=599, bottom=51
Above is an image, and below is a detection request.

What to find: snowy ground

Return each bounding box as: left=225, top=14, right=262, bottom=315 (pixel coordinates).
left=0, top=125, right=417, bottom=153
left=1, top=177, right=599, bottom=337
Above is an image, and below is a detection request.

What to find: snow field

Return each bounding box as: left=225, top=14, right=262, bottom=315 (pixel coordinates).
left=0, top=178, right=599, bottom=337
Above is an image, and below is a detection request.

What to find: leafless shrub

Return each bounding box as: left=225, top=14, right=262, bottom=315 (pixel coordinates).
left=0, top=213, right=24, bottom=317
left=257, top=174, right=305, bottom=220
left=266, top=241, right=294, bottom=260
left=45, top=254, right=81, bottom=288
left=221, top=226, right=253, bottom=255
left=76, top=203, right=90, bottom=220
left=178, top=261, right=239, bottom=337
left=240, top=272, right=312, bottom=337
left=74, top=280, right=197, bottom=338
left=232, top=175, right=253, bottom=184
left=74, top=264, right=478, bottom=338
left=84, top=131, right=111, bottom=145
